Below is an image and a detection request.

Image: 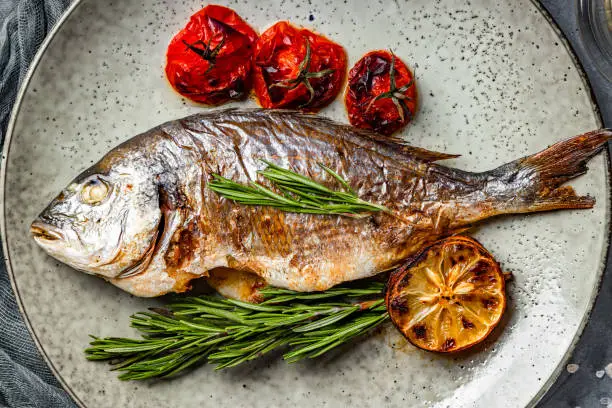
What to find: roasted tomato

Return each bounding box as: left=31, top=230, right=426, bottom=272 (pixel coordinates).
left=252, top=21, right=347, bottom=111
left=345, top=50, right=417, bottom=136
left=165, top=5, right=258, bottom=105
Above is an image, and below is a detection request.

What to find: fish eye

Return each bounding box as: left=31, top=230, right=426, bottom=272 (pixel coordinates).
left=80, top=176, right=111, bottom=205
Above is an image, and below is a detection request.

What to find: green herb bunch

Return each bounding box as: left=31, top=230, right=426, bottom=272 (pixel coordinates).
left=208, top=160, right=390, bottom=217
left=86, top=281, right=388, bottom=380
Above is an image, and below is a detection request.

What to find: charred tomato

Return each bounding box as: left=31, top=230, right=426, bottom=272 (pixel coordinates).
left=252, top=21, right=347, bottom=111
left=345, top=50, right=417, bottom=136
left=165, top=5, right=258, bottom=105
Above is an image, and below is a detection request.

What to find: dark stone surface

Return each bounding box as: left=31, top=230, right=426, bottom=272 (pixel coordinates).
left=539, top=1, right=612, bottom=407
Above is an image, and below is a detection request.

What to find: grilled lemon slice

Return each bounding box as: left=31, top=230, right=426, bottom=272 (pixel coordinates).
left=386, top=236, right=506, bottom=353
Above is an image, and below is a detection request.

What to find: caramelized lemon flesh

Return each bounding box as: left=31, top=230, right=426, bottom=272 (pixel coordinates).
left=386, top=236, right=506, bottom=353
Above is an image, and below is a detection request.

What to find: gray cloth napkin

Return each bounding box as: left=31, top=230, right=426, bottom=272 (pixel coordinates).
left=0, top=1, right=76, bottom=406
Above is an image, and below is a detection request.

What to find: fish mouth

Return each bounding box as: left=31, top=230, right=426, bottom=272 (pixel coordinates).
left=30, top=221, right=64, bottom=242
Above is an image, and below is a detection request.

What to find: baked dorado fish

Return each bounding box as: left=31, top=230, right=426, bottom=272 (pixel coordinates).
left=30, top=109, right=610, bottom=301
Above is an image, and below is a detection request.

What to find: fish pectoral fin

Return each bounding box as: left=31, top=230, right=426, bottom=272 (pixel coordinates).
left=116, top=254, right=154, bottom=279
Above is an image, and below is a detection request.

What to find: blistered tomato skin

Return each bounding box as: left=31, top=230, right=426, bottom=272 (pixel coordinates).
left=345, top=50, right=417, bottom=136
left=252, top=21, right=347, bottom=111
left=165, top=5, right=258, bottom=105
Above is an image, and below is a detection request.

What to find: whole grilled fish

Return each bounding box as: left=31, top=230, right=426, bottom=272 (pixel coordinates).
left=30, top=109, right=610, bottom=301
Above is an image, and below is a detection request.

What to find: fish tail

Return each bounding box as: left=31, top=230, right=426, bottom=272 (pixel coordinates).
left=485, top=129, right=611, bottom=215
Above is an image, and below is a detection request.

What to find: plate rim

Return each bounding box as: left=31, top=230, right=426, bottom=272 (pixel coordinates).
left=0, top=1, right=607, bottom=407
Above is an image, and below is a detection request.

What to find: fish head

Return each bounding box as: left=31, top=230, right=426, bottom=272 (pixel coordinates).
left=30, top=151, right=162, bottom=279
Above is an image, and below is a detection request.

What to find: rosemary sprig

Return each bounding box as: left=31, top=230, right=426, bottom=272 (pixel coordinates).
left=268, top=40, right=335, bottom=107
left=86, top=281, right=389, bottom=380
left=208, top=160, right=390, bottom=217
left=365, top=52, right=415, bottom=122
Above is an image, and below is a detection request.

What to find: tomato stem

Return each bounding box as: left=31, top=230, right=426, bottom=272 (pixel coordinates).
left=182, top=34, right=226, bottom=73
left=365, top=52, right=414, bottom=122
left=269, top=40, right=335, bottom=107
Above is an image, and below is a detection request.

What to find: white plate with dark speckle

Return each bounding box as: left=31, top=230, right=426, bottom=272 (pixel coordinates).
left=1, top=1, right=609, bottom=407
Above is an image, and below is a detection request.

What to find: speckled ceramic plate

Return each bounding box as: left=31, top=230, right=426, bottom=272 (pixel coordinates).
left=1, top=1, right=609, bottom=407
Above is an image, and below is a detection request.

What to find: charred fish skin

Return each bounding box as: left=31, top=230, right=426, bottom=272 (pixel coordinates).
left=30, top=109, right=611, bottom=299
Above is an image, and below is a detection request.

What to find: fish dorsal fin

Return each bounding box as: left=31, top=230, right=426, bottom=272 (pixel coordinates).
left=198, top=108, right=460, bottom=163
left=336, top=124, right=460, bottom=162
left=271, top=109, right=459, bottom=163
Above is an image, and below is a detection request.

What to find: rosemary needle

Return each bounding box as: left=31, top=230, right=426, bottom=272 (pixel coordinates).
left=86, top=281, right=389, bottom=380
left=207, top=160, right=390, bottom=217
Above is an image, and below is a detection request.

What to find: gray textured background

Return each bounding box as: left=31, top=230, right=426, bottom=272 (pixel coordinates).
left=0, top=0, right=609, bottom=407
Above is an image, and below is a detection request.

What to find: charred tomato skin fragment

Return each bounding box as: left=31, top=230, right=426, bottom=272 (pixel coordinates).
left=165, top=5, right=258, bottom=105
left=345, top=50, right=417, bottom=136
left=252, top=21, right=347, bottom=111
